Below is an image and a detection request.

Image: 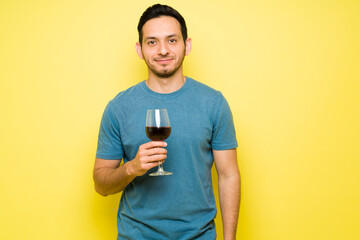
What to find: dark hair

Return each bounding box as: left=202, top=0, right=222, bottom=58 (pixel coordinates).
left=137, top=4, right=188, bottom=45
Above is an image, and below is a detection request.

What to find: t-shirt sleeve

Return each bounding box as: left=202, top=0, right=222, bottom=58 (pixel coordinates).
left=211, top=93, right=238, bottom=150
left=96, top=103, right=124, bottom=160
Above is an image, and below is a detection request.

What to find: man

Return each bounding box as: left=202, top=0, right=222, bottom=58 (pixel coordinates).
left=93, top=4, right=240, bottom=240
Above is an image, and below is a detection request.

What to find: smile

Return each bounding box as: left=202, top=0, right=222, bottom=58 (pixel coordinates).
left=155, top=58, right=173, bottom=64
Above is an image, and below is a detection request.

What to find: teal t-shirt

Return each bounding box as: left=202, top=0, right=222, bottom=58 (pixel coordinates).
left=96, top=77, right=238, bottom=239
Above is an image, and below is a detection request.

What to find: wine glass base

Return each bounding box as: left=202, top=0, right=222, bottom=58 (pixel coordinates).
left=149, top=171, right=173, bottom=176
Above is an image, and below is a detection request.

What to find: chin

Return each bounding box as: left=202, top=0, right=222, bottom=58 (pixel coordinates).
left=155, top=72, right=176, bottom=78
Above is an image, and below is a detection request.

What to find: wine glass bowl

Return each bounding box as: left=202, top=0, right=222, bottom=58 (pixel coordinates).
left=146, top=109, right=172, bottom=176
left=145, top=126, right=171, bottom=141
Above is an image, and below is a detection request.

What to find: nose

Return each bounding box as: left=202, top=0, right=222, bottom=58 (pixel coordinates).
left=157, top=42, right=169, bottom=55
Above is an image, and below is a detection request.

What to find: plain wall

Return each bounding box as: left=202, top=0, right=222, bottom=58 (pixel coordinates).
left=1, top=0, right=359, bottom=239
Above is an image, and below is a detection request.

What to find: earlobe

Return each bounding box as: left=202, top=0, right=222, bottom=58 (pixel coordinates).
left=185, top=38, right=192, bottom=56
left=136, top=42, right=144, bottom=59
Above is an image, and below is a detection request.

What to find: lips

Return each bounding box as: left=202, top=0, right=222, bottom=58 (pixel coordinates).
left=155, top=58, right=173, bottom=64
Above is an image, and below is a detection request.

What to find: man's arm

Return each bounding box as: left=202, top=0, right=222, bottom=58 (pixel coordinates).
left=93, top=141, right=168, bottom=196
left=213, top=148, right=241, bottom=240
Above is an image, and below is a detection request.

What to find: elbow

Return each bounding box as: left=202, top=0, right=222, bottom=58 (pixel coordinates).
left=94, top=184, right=109, bottom=197
left=218, top=171, right=241, bottom=189
left=93, top=171, right=110, bottom=196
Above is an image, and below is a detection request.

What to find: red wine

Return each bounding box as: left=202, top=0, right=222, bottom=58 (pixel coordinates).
left=146, top=126, right=171, bottom=141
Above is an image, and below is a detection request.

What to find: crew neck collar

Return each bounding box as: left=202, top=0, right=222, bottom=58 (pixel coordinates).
left=140, top=76, right=191, bottom=98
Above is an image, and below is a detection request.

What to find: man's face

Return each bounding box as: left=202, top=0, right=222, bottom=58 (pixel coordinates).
left=136, top=16, right=191, bottom=78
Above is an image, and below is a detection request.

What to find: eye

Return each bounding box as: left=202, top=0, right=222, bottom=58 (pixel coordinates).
left=169, top=38, right=177, bottom=44
left=147, top=40, right=156, bottom=46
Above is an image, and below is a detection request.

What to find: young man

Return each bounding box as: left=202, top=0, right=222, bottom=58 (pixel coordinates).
left=93, top=4, right=240, bottom=240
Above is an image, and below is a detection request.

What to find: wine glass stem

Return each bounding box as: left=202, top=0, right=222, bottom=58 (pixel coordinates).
left=158, top=162, right=164, bottom=172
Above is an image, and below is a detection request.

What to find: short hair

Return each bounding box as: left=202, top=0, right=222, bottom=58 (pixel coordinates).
left=137, top=4, right=188, bottom=45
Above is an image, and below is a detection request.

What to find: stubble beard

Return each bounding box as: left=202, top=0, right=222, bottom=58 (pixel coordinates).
left=145, top=50, right=186, bottom=78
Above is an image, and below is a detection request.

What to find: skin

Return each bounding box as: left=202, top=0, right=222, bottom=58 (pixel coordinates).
left=93, top=15, right=241, bottom=240
left=214, top=149, right=241, bottom=240
left=136, top=16, right=192, bottom=93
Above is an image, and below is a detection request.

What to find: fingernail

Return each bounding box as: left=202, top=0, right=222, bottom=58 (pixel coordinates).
left=164, top=142, right=168, bottom=146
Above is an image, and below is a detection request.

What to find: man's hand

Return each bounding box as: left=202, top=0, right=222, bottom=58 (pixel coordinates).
left=129, top=141, right=168, bottom=176
left=93, top=141, right=168, bottom=196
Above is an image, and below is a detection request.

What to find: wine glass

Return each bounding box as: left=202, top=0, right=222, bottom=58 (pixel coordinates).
left=146, top=109, right=172, bottom=176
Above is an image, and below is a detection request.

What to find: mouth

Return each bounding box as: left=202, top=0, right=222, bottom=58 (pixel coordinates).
left=155, top=58, right=173, bottom=64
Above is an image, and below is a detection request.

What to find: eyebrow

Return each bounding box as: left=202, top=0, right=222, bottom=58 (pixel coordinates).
left=167, top=34, right=180, bottom=38
left=144, top=34, right=180, bottom=41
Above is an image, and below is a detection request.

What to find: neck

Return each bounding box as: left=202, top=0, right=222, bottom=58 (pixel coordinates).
left=146, top=70, right=186, bottom=94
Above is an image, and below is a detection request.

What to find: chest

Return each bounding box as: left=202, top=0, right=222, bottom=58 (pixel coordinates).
left=117, top=99, right=214, bottom=161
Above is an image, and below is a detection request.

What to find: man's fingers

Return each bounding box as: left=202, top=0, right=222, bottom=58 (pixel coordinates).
left=146, top=147, right=167, bottom=156
left=134, top=141, right=168, bottom=174
left=145, top=160, right=165, bottom=168
left=139, top=146, right=167, bottom=158
left=142, top=153, right=167, bottom=163
left=141, top=141, right=167, bottom=149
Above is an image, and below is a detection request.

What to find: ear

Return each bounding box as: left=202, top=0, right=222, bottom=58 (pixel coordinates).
left=185, top=38, right=192, bottom=56
left=136, top=42, right=144, bottom=59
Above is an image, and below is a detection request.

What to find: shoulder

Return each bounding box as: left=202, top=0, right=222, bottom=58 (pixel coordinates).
left=106, top=82, right=144, bottom=110
left=188, top=77, right=225, bottom=102
left=113, top=82, right=144, bottom=101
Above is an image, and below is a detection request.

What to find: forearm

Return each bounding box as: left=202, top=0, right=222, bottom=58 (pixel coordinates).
left=93, top=161, right=136, bottom=196
left=93, top=142, right=168, bottom=196
left=218, top=173, right=241, bottom=240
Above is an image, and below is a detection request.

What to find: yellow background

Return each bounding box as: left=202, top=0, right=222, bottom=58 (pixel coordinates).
left=1, top=0, right=359, bottom=239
